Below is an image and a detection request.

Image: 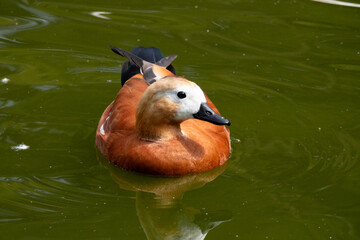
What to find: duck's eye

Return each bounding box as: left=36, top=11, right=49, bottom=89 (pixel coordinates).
left=177, top=91, right=186, bottom=99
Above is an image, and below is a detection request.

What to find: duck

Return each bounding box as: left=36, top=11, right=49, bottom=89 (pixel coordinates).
left=96, top=46, right=231, bottom=175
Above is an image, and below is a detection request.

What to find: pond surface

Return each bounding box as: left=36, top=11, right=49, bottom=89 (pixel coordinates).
left=1, top=0, right=359, bottom=239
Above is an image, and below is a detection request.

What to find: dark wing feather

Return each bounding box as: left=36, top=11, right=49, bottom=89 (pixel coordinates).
left=110, top=46, right=144, bottom=69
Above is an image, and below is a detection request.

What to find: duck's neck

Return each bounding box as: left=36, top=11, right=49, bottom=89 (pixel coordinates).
left=136, top=119, right=182, bottom=141
left=135, top=86, right=183, bottom=141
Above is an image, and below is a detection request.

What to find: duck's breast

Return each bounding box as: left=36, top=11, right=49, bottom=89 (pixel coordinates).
left=96, top=76, right=148, bottom=156
left=105, top=121, right=230, bottom=175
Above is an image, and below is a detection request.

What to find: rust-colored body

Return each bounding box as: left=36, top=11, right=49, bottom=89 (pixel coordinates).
left=96, top=74, right=230, bottom=175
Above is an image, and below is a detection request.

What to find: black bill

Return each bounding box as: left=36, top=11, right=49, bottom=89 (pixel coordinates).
left=193, top=102, right=231, bottom=126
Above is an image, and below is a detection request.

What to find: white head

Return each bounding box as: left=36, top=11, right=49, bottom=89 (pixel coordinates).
left=153, top=78, right=206, bottom=121
left=136, top=77, right=230, bottom=127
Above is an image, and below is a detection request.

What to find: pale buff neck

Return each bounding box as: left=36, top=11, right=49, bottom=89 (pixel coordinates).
left=135, top=99, right=183, bottom=141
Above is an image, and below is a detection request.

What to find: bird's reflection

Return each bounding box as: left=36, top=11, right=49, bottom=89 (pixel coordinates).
left=98, top=154, right=232, bottom=239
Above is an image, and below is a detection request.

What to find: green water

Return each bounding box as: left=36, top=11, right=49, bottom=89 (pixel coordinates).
left=1, top=0, right=359, bottom=239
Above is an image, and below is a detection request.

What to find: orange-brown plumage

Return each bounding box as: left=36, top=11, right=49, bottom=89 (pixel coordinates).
left=96, top=47, right=230, bottom=175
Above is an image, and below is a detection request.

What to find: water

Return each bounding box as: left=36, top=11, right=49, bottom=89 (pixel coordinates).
left=1, top=0, right=359, bottom=239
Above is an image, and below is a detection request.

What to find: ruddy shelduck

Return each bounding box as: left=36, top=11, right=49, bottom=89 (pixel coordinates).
left=96, top=46, right=231, bottom=175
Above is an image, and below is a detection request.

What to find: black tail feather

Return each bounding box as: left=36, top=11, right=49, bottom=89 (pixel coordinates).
left=110, top=46, right=144, bottom=69
left=110, top=46, right=176, bottom=85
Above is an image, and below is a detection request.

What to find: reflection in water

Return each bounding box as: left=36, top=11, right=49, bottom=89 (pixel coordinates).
left=99, top=155, right=232, bottom=240
left=137, top=191, right=231, bottom=240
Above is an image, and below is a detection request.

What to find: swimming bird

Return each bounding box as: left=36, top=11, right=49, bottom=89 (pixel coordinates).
left=96, top=46, right=231, bottom=175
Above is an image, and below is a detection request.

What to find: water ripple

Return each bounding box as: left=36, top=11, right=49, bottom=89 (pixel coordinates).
left=0, top=100, right=18, bottom=109
left=0, top=2, right=57, bottom=44
left=89, top=11, right=111, bottom=20
left=229, top=128, right=359, bottom=191
left=312, top=0, right=360, bottom=8
left=0, top=173, right=124, bottom=222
